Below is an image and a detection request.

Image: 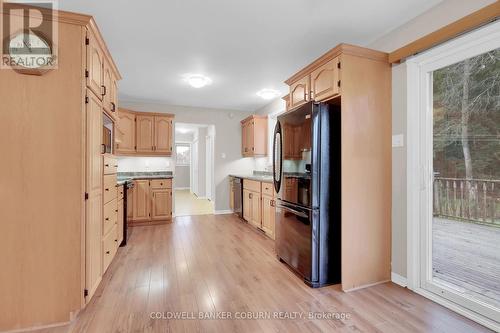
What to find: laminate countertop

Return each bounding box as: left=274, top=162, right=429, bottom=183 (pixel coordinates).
left=229, top=174, right=273, bottom=183
left=116, top=172, right=174, bottom=186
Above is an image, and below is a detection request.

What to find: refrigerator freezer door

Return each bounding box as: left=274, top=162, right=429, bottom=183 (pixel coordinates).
left=275, top=200, right=319, bottom=283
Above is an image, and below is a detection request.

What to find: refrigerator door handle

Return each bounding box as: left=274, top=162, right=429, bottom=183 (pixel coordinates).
left=276, top=203, right=309, bottom=219
left=272, top=120, right=283, bottom=194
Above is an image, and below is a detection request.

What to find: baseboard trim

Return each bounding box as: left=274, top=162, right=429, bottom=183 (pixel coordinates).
left=342, top=279, right=391, bottom=292
left=174, top=187, right=190, bottom=190
left=2, top=320, right=70, bottom=333
left=391, top=272, right=408, bottom=287
left=214, top=210, right=233, bottom=215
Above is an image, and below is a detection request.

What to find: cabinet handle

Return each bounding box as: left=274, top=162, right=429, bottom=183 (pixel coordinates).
left=102, top=85, right=107, bottom=96
left=106, top=251, right=110, bottom=254
left=111, top=102, right=116, bottom=112
left=249, top=193, right=253, bottom=199
left=105, top=164, right=109, bottom=167
left=105, top=188, right=109, bottom=191
left=160, top=183, right=163, bottom=186
left=115, top=239, right=118, bottom=242
left=101, top=144, right=106, bottom=154
left=115, top=209, right=118, bottom=212
left=105, top=218, right=109, bottom=221
left=114, top=165, right=118, bottom=167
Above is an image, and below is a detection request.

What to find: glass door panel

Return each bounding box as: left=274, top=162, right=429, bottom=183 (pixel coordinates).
left=431, top=48, right=500, bottom=311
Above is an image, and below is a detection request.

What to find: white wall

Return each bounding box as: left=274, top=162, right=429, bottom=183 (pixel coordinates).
left=117, top=156, right=172, bottom=172
left=174, top=165, right=190, bottom=188
left=368, top=0, right=495, bottom=279
left=120, top=100, right=258, bottom=211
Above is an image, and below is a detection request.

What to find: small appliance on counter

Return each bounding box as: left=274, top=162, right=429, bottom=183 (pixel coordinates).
left=273, top=101, right=341, bottom=288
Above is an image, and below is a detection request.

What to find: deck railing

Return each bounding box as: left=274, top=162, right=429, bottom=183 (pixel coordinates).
left=433, top=177, right=500, bottom=226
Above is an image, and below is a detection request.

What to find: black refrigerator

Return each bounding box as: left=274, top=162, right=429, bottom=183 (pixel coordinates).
left=273, top=101, right=341, bottom=288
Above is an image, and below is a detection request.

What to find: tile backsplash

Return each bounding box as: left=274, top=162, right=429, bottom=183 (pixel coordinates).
left=117, top=157, right=174, bottom=172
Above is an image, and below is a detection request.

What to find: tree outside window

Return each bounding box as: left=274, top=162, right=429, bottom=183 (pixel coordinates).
left=176, top=144, right=191, bottom=166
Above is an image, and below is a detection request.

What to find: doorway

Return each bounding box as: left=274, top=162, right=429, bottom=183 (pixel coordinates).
left=173, top=123, right=215, bottom=216
left=407, top=21, right=500, bottom=329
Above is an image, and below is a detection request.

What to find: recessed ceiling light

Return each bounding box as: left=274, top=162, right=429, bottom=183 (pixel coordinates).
left=256, top=88, right=280, bottom=100
left=184, top=74, right=212, bottom=88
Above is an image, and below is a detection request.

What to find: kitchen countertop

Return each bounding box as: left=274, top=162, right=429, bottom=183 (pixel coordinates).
left=229, top=174, right=273, bottom=183
left=116, top=172, right=174, bottom=186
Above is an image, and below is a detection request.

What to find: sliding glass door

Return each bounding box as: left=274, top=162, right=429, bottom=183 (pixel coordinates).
left=415, top=22, right=500, bottom=325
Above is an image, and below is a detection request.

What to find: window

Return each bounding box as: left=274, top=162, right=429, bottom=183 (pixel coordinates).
left=175, top=144, right=191, bottom=165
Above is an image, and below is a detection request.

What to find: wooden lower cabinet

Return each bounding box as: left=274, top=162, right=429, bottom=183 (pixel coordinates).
left=101, top=154, right=119, bottom=275
left=130, top=179, right=172, bottom=225
left=133, top=180, right=150, bottom=221
left=242, top=180, right=275, bottom=239
left=151, top=189, right=172, bottom=221
left=261, top=194, right=275, bottom=239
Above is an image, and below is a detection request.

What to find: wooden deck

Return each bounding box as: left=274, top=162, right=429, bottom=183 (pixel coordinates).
left=433, top=218, right=500, bottom=309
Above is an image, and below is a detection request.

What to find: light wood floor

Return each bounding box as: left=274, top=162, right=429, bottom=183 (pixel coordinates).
left=174, top=189, right=214, bottom=216
left=38, top=214, right=491, bottom=333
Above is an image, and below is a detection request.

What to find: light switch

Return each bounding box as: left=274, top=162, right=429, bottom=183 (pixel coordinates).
left=392, top=134, right=404, bottom=148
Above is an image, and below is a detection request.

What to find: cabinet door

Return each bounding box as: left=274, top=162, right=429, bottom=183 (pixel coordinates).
left=241, top=121, right=248, bottom=156
left=110, top=75, right=118, bottom=116
left=133, top=180, right=150, bottom=221
left=116, top=110, right=135, bottom=153
left=246, top=120, right=255, bottom=155
left=136, top=115, right=154, bottom=153
left=102, top=61, right=112, bottom=115
left=84, top=91, right=103, bottom=302
left=261, top=195, right=275, bottom=239
left=249, top=191, right=261, bottom=228
left=311, top=57, right=340, bottom=102
left=289, top=75, right=310, bottom=110
left=151, top=189, right=172, bottom=221
left=117, top=198, right=124, bottom=244
left=154, top=116, right=172, bottom=154
left=243, top=189, right=251, bottom=221
left=86, top=31, right=104, bottom=99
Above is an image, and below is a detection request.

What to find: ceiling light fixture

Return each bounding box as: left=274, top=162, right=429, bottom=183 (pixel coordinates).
left=256, top=88, right=280, bottom=100
left=184, top=74, right=212, bottom=88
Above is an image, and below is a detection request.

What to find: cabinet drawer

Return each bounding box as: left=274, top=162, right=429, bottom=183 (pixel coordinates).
left=261, top=182, right=274, bottom=197
left=103, top=155, right=118, bottom=175
left=150, top=179, right=172, bottom=189
left=103, top=174, right=117, bottom=204
left=117, top=185, right=124, bottom=200
left=102, top=224, right=118, bottom=273
left=103, top=199, right=117, bottom=236
left=243, top=179, right=261, bottom=192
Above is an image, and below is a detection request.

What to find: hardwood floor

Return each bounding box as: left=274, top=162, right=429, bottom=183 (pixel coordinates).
left=38, top=214, right=491, bottom=333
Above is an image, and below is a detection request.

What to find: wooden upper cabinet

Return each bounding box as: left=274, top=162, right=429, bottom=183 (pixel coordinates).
left=136, top=115, right=154, bottom=153
left=102, top=61, right=112, bottom=113
left=115, top=109, right=135, bottom=154
left=115, top=109, right=174, bottom=156
left=86, top=31, right=104, bottom=99
left=311, top=57, right=340, bottom=102
left=154, top=116, right=172, bottom=155
left=240, top=115, right=267, bottom=157
left=111, top=76, right=118, bottom=114
left=289, top=75, right=310, bottom=110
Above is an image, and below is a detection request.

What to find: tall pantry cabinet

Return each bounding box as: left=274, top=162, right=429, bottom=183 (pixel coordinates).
left=0, top=8, right=121, bottom=332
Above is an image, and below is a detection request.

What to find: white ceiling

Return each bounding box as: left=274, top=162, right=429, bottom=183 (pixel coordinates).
left=59, top=0, right=443, bottom=111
